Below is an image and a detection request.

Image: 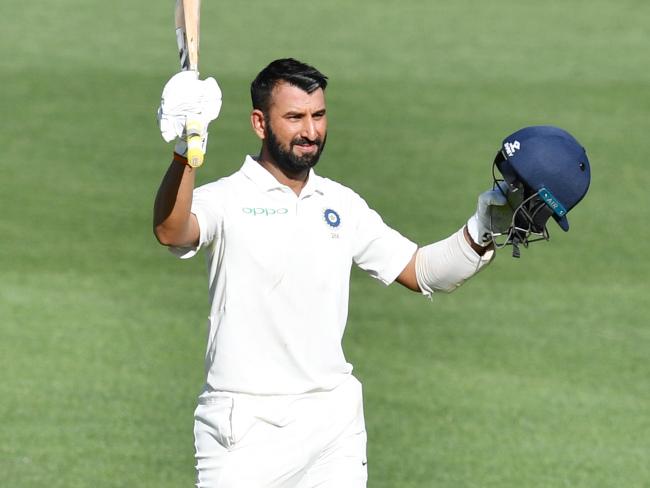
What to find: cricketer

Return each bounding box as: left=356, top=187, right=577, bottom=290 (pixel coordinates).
left=153, top=58, right=589, bottom=487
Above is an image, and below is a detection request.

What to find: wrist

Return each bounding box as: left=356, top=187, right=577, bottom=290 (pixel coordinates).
left=466, top=214, right=491, bottom=246
left=173, top=151, right=190, bottom=167
left=463, top=224, right=492, bottom=256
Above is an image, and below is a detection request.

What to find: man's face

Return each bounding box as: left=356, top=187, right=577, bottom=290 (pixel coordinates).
left=263, top=82, right=327, bottom=173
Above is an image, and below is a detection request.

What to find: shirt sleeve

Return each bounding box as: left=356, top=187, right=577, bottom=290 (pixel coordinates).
left=168, top=182, right=225, bottom=259
left=351, top=193, right=418, bottom=285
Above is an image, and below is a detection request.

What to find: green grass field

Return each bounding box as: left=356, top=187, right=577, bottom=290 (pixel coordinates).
left=1, top=1, right=649, bottom=486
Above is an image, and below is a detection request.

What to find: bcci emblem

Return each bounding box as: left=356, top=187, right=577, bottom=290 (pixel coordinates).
left=323, top=208, right=341, bottom=228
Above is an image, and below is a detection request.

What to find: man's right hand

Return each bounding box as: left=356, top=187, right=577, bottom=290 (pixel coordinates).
left=157, top=71, right=223, bottom=156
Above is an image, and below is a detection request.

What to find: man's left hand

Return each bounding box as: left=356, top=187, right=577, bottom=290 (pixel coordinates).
left=466, top=181, right=514, bottom=247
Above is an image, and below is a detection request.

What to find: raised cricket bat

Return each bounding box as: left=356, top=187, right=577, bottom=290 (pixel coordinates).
left=175, top=0, right=204, bottom=168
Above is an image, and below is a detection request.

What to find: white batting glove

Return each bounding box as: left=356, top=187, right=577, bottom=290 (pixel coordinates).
left=157, top=71, right=222, bottom=154
left=466, top=181, right=515, bottom=247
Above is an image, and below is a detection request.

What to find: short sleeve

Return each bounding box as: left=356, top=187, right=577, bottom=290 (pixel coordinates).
left=351, top=194, right=417, bottom=285
left=168, top=182, right=225, bottom=259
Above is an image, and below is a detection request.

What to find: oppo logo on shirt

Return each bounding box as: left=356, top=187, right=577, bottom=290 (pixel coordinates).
left=242, top=207, right=289, bottom=216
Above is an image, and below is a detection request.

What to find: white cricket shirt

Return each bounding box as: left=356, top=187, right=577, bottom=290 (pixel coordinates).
left=172, top=156, right=417, bottom=395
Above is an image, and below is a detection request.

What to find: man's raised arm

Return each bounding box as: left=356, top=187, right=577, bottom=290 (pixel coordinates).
left=152, top=71, right=222, bottom=247
left=153, top=156, right=200, bottom=247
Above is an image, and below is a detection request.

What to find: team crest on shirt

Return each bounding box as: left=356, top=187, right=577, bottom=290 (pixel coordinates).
left=323, top=209, right=341, bottom=238
left=323, top=208, right=341, bottom=228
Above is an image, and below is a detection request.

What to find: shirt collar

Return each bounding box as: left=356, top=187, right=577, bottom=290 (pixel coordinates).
left=241, top=155, right=325, bottom=197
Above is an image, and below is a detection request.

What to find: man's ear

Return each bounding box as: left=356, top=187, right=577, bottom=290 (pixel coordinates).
left=251, top=109, right=266, bottom=140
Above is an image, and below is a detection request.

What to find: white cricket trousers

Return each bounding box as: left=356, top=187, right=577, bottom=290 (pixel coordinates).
left=193, top=375, right=368, bottom=488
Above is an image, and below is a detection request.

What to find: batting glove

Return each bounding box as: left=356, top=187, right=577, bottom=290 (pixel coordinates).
left=157, top=71, right=222, bottom=155
left=466, top=181, right=514, bottom=247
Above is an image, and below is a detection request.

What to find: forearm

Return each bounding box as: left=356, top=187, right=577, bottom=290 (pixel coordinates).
left=414, top=226, right=494, bottom=295
left=153, top=154, right=198, bottom=246
left=396, top=226, right=494, bottom=293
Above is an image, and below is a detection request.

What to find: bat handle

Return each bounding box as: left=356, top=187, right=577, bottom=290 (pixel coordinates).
left=185, top=118, right=204, bottom=168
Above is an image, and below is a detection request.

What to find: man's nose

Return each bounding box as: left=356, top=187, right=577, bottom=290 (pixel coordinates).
left=301, top=117, right=318, bottom=140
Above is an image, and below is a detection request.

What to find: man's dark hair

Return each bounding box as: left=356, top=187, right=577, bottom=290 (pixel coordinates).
left=250, top=58, right=328, bottom=112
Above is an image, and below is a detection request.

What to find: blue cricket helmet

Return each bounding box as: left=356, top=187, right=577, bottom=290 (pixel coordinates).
left=495, top=125, right=591, bottom=232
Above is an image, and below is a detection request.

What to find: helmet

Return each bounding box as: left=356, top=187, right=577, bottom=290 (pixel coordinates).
left=492, top=126, right=591, bottom=254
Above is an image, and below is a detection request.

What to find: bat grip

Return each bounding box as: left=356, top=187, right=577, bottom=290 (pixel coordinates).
left=185, top=118, right=204, bottom=168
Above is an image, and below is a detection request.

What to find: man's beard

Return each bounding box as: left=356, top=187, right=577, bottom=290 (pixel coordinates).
left=265, top=120, right=327, bottom=174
